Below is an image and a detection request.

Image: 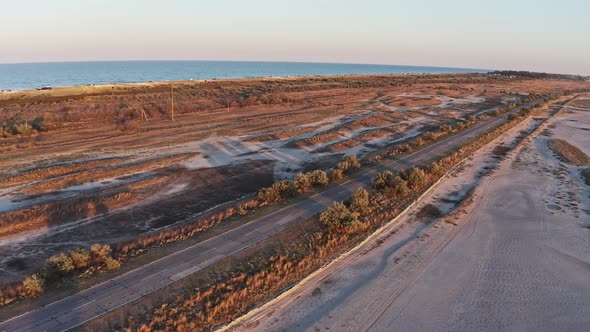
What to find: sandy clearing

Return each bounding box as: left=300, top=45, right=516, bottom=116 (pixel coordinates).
left=226, top=97, right=590, bottom=332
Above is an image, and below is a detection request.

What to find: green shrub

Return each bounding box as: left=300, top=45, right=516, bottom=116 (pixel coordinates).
left=308, top=170, right=329, bottom=187
left=320, top=201, right=361, bottom=232
left=428, top=162, right=444, bottom=177
left=44, top=254, right=75, bottom=280
left=391, top=175, right=410, bottom=198
left=329, top=168, right=344, bottom=181
left=407, top=167, right=427, bottom=190
left=349, top=188, right=369, bottom=215
left=294, top=173, right=311, bottom=192
left=337, top=155, right=361, bottom=173
left=257, top=180, right=298, bottom=203
left=373, top=170, right=394, bottom=189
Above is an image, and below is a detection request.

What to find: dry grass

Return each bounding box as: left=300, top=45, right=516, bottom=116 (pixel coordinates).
left=548, top=139, right=590, bottom=166
left=0, top=177, right=167, bottom=238
left=0, top=157, right=129, bottom=188
left=20, top=153, right=197, bottom=194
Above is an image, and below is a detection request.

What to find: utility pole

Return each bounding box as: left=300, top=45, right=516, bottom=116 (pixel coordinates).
left=347, top=82, right=350, bottom=101
left=170, top=85, right=175, bottom=121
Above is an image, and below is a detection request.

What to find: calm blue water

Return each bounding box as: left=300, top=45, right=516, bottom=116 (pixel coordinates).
left=0, top=61, right=486, bottom=91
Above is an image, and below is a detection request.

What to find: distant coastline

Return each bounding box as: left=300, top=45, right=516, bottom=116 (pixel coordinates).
left=0, top=60, right=487, bottom=91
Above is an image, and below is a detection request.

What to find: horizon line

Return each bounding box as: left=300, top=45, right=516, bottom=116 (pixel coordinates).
left=0, top=59, right=491, bottom=72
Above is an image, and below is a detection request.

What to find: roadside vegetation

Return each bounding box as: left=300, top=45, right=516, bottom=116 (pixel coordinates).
left=0, top=244, right=120, bottom=305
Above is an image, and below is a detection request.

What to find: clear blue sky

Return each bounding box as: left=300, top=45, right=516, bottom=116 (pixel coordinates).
left=1, top=0, right=589, bottom=74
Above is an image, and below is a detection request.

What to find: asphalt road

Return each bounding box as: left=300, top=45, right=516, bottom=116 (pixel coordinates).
left=0, top=101, right=539, bottom=332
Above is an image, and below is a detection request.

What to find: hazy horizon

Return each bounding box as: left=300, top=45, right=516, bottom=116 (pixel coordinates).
left=1, top=0, right=589, bottom=75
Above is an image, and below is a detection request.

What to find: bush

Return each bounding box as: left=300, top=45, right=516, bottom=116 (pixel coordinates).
left=23, top=274, right=44, bottom=298
left=320, top=201, right=360, bottom=231
left=391, top=175, right=410, bottom=198
left=308, top=170, right=329, bottom=187
left=373, top=170, right=394, bottom=189
left=428, top=162, right=445, bottom=177
left=69, top=249, right=91, bottom=269
left=336, top=155, right=361, bottom=174
left=413, top=137, right=425, bottom=147
left=399, top=144, right=413, bottom=153
left=105, top=257, right=121, bottom=270
left=90, top=244, right=112, bottom=264
left=257, top=180, right=298, bottom=203
left=44, top=254, right=75, bottom=280
left=349, top=188, right=369, bottom=215
left=294, top=173, right=311, bottom=192
left=407, top=167, right=427, bottom=190
left=440, top=124, right=452, bottom=133
left=12, top=123, right=36, bottom=136
left=422, top=131, right=435, bottom=141
left=329, top=168, right=344, bottom=181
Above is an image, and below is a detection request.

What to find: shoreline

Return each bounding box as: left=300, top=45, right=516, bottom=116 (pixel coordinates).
left=0, top=60, right=488, bottom=93
left=0, top=71, right=488, bottom=101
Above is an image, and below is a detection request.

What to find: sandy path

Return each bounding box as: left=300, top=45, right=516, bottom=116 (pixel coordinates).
left=227, top=98, right=590, bottom=332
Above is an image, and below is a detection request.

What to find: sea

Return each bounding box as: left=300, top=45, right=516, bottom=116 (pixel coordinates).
left=0, top=61, right=486, bottom=91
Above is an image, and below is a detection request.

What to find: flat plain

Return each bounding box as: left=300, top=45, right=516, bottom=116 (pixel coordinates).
left=0, top=73, right=588, bottom=331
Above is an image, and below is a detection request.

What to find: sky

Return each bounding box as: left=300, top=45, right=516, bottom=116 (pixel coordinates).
left=1, top=0, right=589, bottom=75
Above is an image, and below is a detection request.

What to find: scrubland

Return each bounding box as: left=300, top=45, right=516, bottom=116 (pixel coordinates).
left=0, top=73, right=588, bottom=327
